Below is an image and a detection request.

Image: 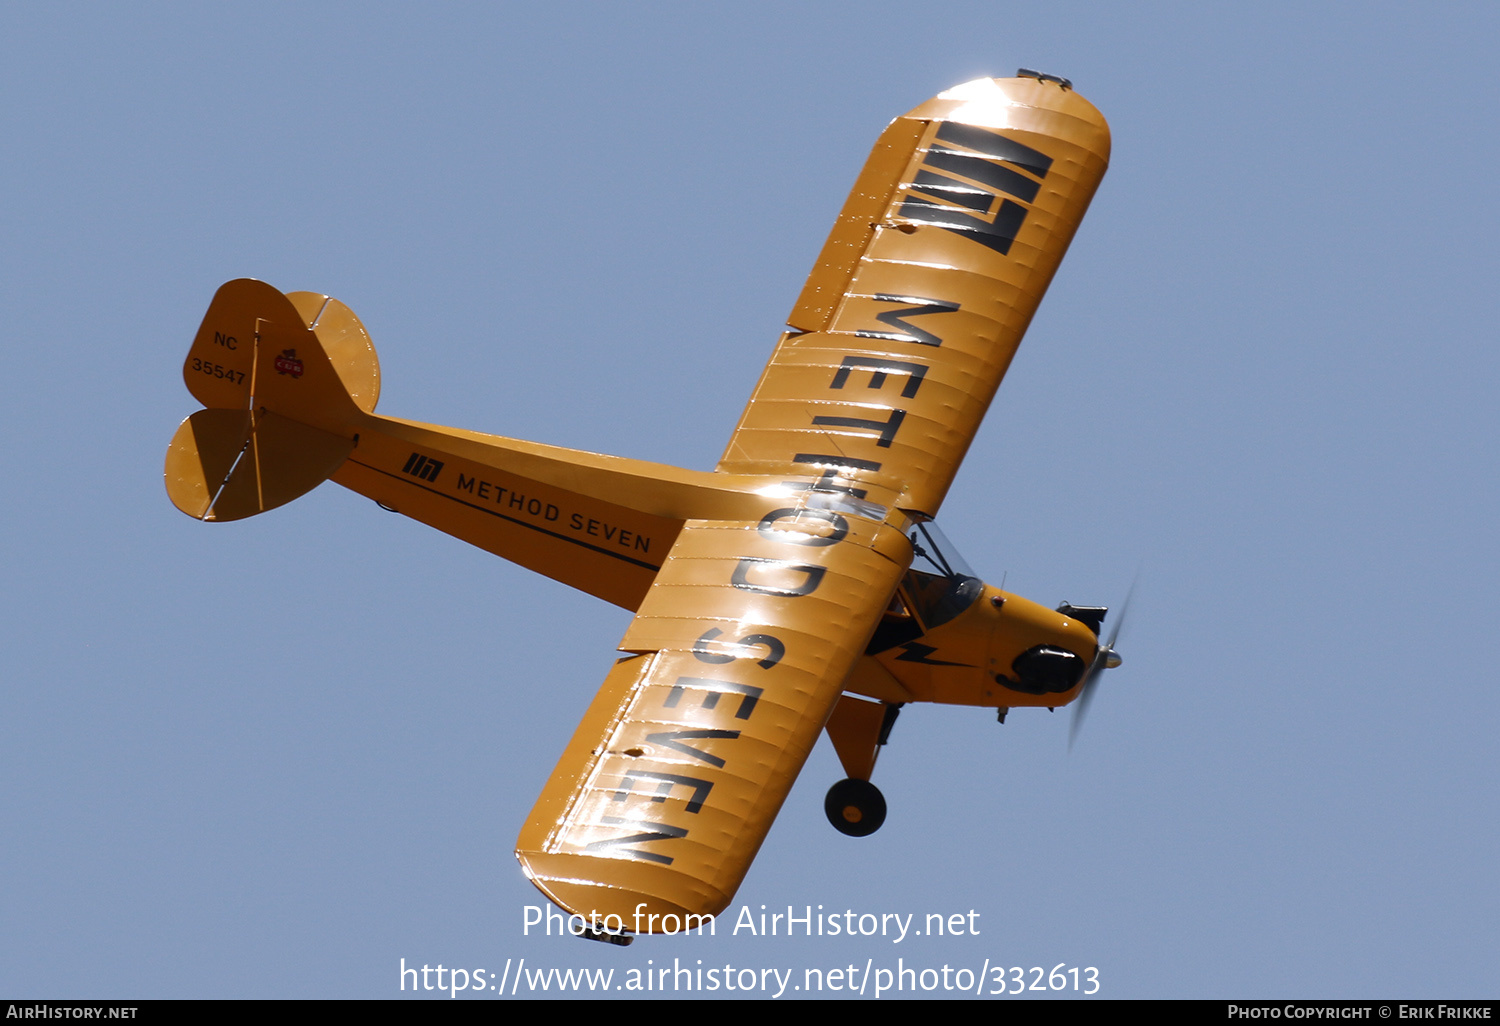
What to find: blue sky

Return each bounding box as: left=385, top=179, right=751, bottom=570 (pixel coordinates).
left=3, top=2, right=1496, bottom=999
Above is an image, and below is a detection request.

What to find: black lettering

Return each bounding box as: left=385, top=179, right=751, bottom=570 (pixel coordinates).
left=854, top=295, right=960, bottom=348
left=811, top=407, right=906, bottom=448
left=582, top=816, right=688, bottom=865
left=829, top=356, right=928, bottom=399
left=613, top=770, right=714, bottom=814
left=213, top=331, right=238, bottom=350
left=778, top=468, right=888, bottom=518
left=527, top=498, right=542, bottom=516
left=477, top=481, right=490, bottom=500
left=731, top=558, right=827, bottom=597
left=663, top=675, right=764, bottom=719
left=781, top=469, right=868, bottom=502
left=738, top=634, right=784, bottom=668
left=507, top=492, right=524, bottom=510
left=354, top=456, right=664, bottom=574
left=691, top=627, right=785, bottom=669
left=644, top=729, right=740, bottom=768
left=756, top=507, right=849, bottom=547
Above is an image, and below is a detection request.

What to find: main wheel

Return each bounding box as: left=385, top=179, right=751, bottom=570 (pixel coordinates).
left=824, top=778, right=887, bottom=837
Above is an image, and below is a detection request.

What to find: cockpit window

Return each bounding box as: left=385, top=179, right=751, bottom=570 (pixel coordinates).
left=903, top=568, right=982, bottom=630
left=866, top=521, right=984, bottom=654
left=908, top=521, right=976, bottom=580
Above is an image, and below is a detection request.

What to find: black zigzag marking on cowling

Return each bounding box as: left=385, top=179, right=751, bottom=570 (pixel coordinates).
left=894, top=642, right=972, bottom=667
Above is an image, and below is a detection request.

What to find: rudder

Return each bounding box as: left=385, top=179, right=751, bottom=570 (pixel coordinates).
left=166, top=279, right=380, bottom=521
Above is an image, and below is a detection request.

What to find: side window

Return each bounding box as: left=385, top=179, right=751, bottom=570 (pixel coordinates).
left=905, top=569, right=985, bottom=634
left=868, top=583, right=925, bottom=653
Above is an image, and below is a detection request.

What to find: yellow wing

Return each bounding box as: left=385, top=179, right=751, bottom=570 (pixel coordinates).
left=517, top=75, right=1111, bottom=928
left=516, top=503, right=912, bottom=926
left=718, top=76, right=1111, bottom=516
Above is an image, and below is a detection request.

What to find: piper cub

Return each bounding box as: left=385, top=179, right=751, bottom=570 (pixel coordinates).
left=165, top=72, right=1121, bottom=937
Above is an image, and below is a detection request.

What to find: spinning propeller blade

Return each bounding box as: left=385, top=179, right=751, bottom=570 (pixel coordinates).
left=1069, top=581, right=1133, bottom=749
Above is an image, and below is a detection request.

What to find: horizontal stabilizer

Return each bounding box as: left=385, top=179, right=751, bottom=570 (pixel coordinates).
left=167, top=279, right=379, bottom=521
left=165, top=408, right=352, bottom=521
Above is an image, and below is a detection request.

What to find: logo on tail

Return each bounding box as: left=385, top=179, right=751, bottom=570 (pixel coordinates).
left=274, top=349, right=304, bottom=378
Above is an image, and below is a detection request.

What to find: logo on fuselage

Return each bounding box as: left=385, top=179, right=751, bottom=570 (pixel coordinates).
left=402, top=452, right=444, bottom=483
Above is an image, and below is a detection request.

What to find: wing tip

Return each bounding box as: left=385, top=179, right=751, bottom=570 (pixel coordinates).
left=516, top=850, right=730, bottom=934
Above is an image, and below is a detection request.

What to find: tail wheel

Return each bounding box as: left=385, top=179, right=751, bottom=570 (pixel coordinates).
left=824, top=778, right=887, bottom=837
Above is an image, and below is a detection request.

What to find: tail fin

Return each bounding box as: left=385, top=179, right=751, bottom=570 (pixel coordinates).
left=165, top=279, right=380, bottom=521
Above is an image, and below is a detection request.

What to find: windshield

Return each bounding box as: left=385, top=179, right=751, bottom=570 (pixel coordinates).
left=907, top=521, right=976, bottom=580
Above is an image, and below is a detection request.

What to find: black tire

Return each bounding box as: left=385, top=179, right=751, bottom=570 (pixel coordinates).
left=824, top=778, right=887, bottom=837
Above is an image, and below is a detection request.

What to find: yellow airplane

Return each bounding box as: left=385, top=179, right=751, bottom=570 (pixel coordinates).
left=165, top=71, right=1117, bottom=939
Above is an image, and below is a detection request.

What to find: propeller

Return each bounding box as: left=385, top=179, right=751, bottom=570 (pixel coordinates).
left=1069, top=581, right=1133, bottom=750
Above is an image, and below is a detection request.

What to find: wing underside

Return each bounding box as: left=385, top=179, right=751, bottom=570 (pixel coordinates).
left=516, top=505, right=911, bottom=925
left=718, top=76, right=1111, bottom=517
left=517, top=76, right=1110, bottom=927
left=332, top=420, right=684, bottom=610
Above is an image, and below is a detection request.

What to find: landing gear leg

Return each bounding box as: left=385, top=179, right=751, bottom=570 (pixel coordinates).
left=824, top=778, right=887, bottom=837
